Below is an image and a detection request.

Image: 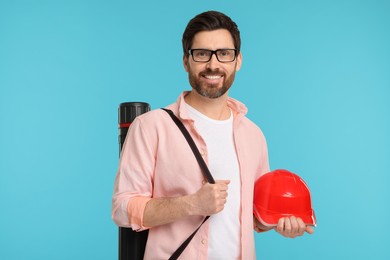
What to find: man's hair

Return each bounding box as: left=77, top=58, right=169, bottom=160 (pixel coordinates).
left=182, top=11, right=241, bottom=55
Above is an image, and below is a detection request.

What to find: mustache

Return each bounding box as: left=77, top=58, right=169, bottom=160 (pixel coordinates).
left=200, top=69, right=225, bottom=76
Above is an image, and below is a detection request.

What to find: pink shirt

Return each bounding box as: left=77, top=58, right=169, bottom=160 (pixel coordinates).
left=112, top=92, right=270, bottom=259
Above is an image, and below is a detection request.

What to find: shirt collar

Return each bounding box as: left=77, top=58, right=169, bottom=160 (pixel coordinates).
left=176, top=91, right=248, bottom=121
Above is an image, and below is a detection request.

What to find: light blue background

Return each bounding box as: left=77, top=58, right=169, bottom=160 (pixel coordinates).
left=1, top=0, right=389, bottom=259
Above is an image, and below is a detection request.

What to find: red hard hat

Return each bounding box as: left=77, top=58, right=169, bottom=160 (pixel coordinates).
left=253, top=169, right=316, bottom=226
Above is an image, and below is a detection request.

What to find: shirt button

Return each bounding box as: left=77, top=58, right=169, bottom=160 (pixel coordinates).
left=200, top=150, right=206, bottom=156
left=201, top=239, right=207, bottom=245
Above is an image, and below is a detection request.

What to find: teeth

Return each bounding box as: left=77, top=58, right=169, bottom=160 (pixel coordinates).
left=205, top=75, right=222, bottom=79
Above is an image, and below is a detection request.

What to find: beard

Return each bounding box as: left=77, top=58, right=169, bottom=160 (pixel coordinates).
left=188, top=68, right=236, bottom=99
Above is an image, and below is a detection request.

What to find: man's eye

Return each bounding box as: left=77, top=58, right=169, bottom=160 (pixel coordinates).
left=220, top=50, right=231, bottom=56
left=196, top=51, right=208, bottom=57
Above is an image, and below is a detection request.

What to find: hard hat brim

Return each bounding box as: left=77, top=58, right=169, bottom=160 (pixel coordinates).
left=254, top=206, right=317, bottom=227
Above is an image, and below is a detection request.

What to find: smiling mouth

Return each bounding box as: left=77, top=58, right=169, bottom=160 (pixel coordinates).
left=203, top=75, right=223, bottom=80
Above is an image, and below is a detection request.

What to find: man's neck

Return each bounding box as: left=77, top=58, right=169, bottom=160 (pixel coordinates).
left=184, top=91, right=231, bottom=121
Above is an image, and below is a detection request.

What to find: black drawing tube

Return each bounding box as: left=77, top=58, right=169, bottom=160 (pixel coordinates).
left=118, top=102, right=150, bottom=260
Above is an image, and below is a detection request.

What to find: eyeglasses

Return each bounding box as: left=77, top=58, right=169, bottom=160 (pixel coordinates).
left=188, top=49, right=237, bottom=63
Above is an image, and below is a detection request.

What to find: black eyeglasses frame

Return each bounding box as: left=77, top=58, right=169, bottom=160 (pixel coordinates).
left=188, top=49, right=237, bottom=63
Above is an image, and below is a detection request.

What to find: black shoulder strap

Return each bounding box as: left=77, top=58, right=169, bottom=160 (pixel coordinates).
left=161, top=108, right=214, bottom=260
left=161, top=108, right=215, bottom=184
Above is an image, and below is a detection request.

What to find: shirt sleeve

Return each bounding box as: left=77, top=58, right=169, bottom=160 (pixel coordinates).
left=112, top=117, right=156, bottom=231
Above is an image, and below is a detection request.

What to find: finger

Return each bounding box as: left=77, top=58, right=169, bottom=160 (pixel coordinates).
left=296, top=217, right=306, bottom=236
left=253, top=215, right=262, bottom=232
left=289, top=216, right=299, bottom=236
left=215, top=180, right=230, bottom=184
left=283, top=217, right=292, bottom=236
left=215, top=180, right=230, bottom=189
left=217, top=185, right=229, bottom=193
left=219, top=191, right=228, bottom=200
left=253, top=218, right=264, bottom=233
left=305, top=225, right=315, bottom=234
left=276, top=217, right=285, bottom=234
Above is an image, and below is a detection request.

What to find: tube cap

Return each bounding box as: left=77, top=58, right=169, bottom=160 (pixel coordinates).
left=118, top=102, right=150, bottom=127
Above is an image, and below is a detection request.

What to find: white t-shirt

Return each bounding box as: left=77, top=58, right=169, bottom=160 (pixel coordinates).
left=186, top=103, right=241, bottom=260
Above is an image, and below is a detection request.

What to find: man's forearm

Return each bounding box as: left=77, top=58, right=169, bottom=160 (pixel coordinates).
left=141, top=181, right=229, bottom=228
left=142, top=195, right=193, bottom=228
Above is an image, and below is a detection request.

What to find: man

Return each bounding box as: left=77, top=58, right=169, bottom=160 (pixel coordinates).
left=112, top=11, right=314, bottom=259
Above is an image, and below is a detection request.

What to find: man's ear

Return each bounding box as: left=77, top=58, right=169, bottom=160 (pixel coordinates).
left=235, top=52, right=243, bottom=72
left=183, top=55, right=189, bottom=72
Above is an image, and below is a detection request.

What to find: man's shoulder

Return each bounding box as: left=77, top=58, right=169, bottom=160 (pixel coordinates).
left=135, top=108, right=171, bottom=125
left=238, top=114, right=261, bottom=129
left=131, top=101, right=179, bottom=130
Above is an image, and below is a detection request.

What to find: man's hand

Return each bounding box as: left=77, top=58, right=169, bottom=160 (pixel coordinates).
left=275, top=216, right=314, bottom=238
left=189, top=180, right=230, bottom=216
left=253, top=215, right=273, bottom=232
left=253, top=215, right=314, bottom=237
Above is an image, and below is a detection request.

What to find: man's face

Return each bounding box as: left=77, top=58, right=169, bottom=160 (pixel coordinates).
left=183, top=29, right=242, bottom=99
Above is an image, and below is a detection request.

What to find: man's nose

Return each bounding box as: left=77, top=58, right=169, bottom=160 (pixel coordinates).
left=206, top=53, right=220, bottom=69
